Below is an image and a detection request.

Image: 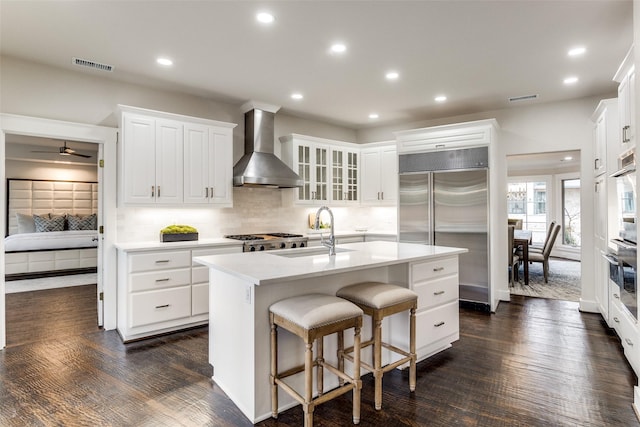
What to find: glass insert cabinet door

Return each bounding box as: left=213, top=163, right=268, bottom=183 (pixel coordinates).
left=295, top=142, right=328, bottom=202
left=331, top=149, right=359, bottom=202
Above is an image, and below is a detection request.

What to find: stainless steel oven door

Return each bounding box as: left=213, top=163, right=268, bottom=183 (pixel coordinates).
left=606, top=245, right=637, bottom=321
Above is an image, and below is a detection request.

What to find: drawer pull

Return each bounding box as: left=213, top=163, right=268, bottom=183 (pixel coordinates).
left=155, top=260, right=170, bottom=264
left=626, top=338, right=634, bottom=347
left=433, top=267, right=445, bottom=272
left=155, top=304, right=170, bottom=309
left=433, top=290, right=445, bottom=296
left=434, top=321, right=445, bottom=327
left=614, top=293, right=620, bottom=299
left=614, top=317, right=620, bottom=323
left=155, top=278, right=170, bottom=282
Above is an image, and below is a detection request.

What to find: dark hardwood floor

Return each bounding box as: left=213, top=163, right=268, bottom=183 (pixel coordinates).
left=1, top=288, right=638, bottom=426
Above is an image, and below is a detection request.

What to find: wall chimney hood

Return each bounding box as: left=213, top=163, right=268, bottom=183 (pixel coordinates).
left=233, top=102, right=303, bottom=188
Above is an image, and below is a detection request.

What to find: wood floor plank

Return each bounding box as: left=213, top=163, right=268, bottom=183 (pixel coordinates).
left=1, top=287, right=638, bottom=426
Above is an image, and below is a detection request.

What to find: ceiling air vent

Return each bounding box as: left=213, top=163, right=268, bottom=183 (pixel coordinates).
left=508, top=94, right=538, bottom=103
left=72, top=57, right=114, bottom=72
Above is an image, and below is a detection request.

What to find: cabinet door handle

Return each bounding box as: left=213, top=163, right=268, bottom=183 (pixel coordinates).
left=435, top=144, right=446, bottom=149
left=433, top=290, right=445, bottom=296
left=434, top=321, right=445, bottom=327
left=623, top=125, right=631, bottom=143
left=594, top=158, right=600, bottom=170
left=626, top=338, right=634, bottom=347
left=155, top=260, right=170, bottom=264
left=157, top=186, right=160, bottom=197
left=205, top=187, right=209, bottom=198
left=433, top=267, right=445, bottom=272
left=614, top=293, right=620, bottom=299
left=155, top=304, right=170, bottom=309
left=381, top=191, right=384, bottom=200
left=210, top=187, right=214, bottom=198
left=151, top=186, right=155, bottom=197
left=155, top=278, right=170, bottom=282
left=614, top=317, right=620, bottom=323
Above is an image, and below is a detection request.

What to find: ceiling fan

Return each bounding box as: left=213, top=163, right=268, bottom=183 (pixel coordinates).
left=31, top=141, right=92, bottom=158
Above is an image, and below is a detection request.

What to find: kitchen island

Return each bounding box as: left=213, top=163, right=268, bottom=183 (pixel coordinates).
left=194, top=241, right=467, bottom=423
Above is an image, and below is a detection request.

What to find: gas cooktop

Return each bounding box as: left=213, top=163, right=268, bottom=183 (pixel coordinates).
left=225, top=233, right=308, bottom=252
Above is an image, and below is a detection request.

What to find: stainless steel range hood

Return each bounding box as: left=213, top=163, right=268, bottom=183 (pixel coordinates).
left=233, top=103, right=303, bottom=188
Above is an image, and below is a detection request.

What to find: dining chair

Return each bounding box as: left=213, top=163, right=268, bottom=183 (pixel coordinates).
left=530, top=220, right=556, bottom=253
left=528, top=224, right=561, bottom=283
left=508, top=225, right=520, bottom=286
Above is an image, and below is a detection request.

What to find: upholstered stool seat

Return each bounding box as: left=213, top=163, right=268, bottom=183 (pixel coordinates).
left=336, top=282, right=418, bottom=410
left=269, top=293, right=363, bottom=427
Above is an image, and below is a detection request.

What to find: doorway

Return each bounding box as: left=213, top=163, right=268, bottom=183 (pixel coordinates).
left=0, top=114, right=117, bottom=349
left=507, top=150, right=582, bottom=301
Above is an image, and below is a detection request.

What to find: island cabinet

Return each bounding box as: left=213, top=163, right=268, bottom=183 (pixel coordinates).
left=118, top=105, right=236, bottom=207
left=391, top=256, right=459, bottom=361
left=194, top=241, right=466, bottom=423
left=116, top=242, right=241, bottom=342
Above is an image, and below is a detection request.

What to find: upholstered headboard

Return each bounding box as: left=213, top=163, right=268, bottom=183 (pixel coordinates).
left=6, top=179, right=98, bottom=236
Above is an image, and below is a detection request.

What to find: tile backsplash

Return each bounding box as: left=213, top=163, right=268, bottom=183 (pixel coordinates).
left=116, top=187, right=397, bottom=242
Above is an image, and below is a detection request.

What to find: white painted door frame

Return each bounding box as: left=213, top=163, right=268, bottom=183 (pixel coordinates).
left=0, top=114, right=118, bottom=349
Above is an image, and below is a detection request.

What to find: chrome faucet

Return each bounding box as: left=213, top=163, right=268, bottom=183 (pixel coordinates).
left=314, top=206, right=335, bottom=256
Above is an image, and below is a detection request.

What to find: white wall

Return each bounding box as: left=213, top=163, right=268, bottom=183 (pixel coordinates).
left=5, top=159, right=97, bottom=182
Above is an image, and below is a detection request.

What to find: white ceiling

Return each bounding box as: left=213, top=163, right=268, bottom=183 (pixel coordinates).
left=507, top=150, right=581, bottom=174
left=0, top=1, right=633, bottom=129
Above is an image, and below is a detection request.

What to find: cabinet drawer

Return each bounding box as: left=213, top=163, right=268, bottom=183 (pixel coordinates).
left=416, top=301, right=459, bottom=350
left=414, top=275, right=459, bottom=310
left=130, top=250, right=191, bottom=273
left=412, top=257, right=458, bottom=282
left=192, top=283, right=209, bottom=316
left=130, top=268, right=191, bottom=292
left=130, top=286, right=191, bottom=328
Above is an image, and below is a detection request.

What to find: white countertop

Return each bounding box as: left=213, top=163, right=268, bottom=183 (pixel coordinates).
left=193, top=241, right=467, bottom=285
left=114, top=237, right=241, bottom=252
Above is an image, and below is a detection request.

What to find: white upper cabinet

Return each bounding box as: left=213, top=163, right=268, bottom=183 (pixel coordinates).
left=119, top=105, right=236, bottom=207
left=614, top=47, right=635, bottom=152
left=184, top=124, right=233, bottom=206
left=591, top=99, right=618, bottom=177
left=121, top=114, right=183, bottom=204
left=361, top=143, right=397, bottom=206
left=281, top=134, right=360, bottom=205
left=395, top=119, right=494, bottom=154
left=331, top=147, right=359, bottom=205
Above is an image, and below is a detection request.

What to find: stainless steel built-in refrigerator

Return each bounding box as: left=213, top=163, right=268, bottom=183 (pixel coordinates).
left=399, top=147, right=490, bottom=307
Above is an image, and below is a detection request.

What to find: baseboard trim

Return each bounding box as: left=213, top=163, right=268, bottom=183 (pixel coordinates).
left=579, top=298, right=599, bottom=313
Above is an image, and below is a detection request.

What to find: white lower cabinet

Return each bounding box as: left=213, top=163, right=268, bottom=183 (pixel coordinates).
left=391, top=255, right=460, bottom=362
left=117, top=244, right=241, bottom=341
left=609, top=280, right=640, bottom=375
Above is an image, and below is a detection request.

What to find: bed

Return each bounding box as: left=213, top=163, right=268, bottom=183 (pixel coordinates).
left=4, top=179, right=99, bottom=280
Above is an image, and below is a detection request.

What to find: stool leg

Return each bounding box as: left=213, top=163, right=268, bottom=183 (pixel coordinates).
left=373, top=316, right=383, bottom=411
left=270, top=320, right=278, bottom=418
left=338, top=330, right=345, bottom=386
left=317, top=336, right=324, bottom=396
left=304, top=341, right=314, bottom=427
left=353, top=324, right=362, bottom=425
left=409, top=306, right=416, bottom=393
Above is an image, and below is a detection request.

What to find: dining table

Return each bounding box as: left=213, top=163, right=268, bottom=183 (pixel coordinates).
left=513, top=229, right=533, bottom=286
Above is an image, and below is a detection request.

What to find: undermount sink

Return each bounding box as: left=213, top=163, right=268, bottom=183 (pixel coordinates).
left=271, top=247, right=354, bottom=258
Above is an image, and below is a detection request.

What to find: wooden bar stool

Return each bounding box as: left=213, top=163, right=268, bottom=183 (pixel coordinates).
left=269, top=293, right=364, bottom=427
left=336, top=282, right=418, bottom=410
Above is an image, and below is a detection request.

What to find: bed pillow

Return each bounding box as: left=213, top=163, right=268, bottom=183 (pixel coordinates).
left=33, top=214, right=65, bottom=232
left=67, top=213, right=97, bottom=231
left=16, top=213, right=36, bottom=233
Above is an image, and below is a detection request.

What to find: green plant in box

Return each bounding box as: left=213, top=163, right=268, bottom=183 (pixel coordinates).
left=160, top=225, right=199, bottom=242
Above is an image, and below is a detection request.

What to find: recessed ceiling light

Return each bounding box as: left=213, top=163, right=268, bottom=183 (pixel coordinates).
left=369, top=113, right=379, bottom=119
left=256, top=12, right=275, bottom=24
left=156, top=57, right=173, bottom=66
left=291, top=93, right=303, bottom=100
left=563, top=76, right=578, bottom=85
left=330, top=43, right=347, bottom=54
left=568, top=46, right=586, bottom=57
left=385, top=71, right=399, bottom=80
left=434, top=95, right=447, bottom=102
